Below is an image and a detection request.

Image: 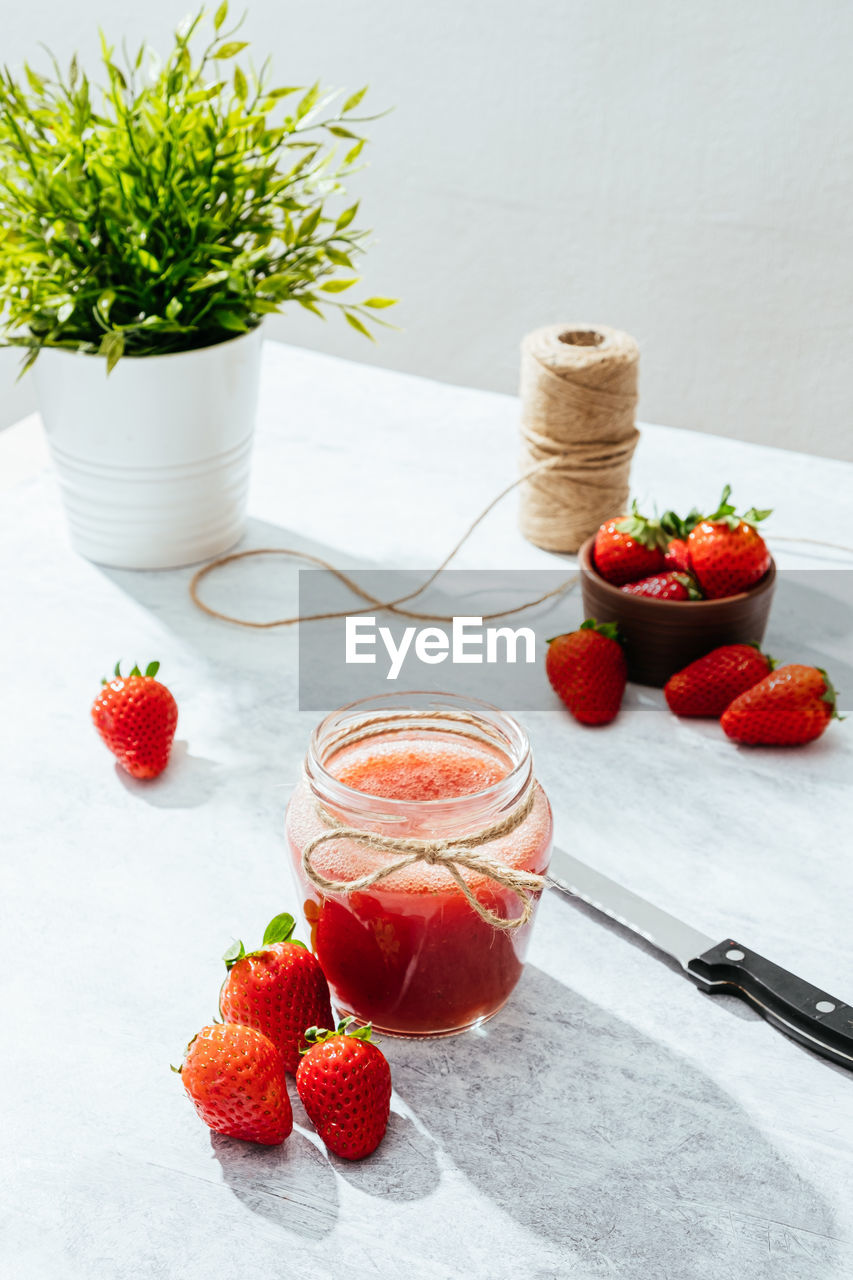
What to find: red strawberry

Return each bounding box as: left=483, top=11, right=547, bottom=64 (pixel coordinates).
left=663, top=538, right=691, bottom=572
left=91, top=660, right=178, bottom=779
left=621, top=571, right=702, bottom=601
left=665, top=644, right=774, bottom=717
left=687, top=486, right=772, bottom=599
left=721, top=664, right=841, bottom=746
left=545, top=620, right=627, bottom=726
left=178, top=1023, right=293, bottom=1146
left=219, top=912, right=333, bottom=1074
left=660, top=505, right=703, bottom=573
left=593, top=503, right=666, bottom=585
left=296, top=1017, right=392, bottom=1160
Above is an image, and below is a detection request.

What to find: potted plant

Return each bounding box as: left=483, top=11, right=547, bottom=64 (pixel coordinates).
left=0, top=8, right=394, bottom=569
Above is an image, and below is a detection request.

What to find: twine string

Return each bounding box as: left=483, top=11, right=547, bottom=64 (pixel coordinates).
left=189, top=452, right=578, bottom=629
left=301, top=784, right=544, bottom=931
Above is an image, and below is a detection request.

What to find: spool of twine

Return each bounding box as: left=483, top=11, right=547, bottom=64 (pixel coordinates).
left=518, top=324, right=640, bottom=553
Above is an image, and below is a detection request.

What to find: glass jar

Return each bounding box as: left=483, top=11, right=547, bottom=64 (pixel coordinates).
left=285, top=692, right=553, bottom=1037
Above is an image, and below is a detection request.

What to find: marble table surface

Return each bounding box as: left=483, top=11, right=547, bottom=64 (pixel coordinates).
left=2, top=340, right=852, bottom=1280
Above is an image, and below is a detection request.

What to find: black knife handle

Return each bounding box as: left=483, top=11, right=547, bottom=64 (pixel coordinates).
left=687, top=939, right=853, bottom=1070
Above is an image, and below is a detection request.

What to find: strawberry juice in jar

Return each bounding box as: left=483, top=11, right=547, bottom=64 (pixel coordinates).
left=285, top=693, right=553, bottom=1037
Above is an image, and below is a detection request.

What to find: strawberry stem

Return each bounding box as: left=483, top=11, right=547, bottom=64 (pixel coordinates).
left=223, top=911, right=308, bottom=970
left=704, top=484, right=772, bottom=531
left=302, top=1016, right=374, bottom=1050
left=818, top=669, right=844, bottom=721
left=615, top=500, right=667, bottom=551
left=579, top=618, right=623, bottom=644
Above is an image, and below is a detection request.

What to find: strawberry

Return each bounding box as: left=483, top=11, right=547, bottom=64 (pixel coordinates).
left=663, top=538, right=691, bottom=572
left=545, top=619, right=627, bottom=726
left=665, top=643, right=775, bottom=717
left=593, top=503, right=666, bottom=585
left=660, top=506, right=703, bottom=573
left=721, top=664, right=842, bottom=746
left=178, top=1023, right=293, bottom=1146
left=621, top=571, right=702, bottom=601
left=296, top=1017, right=392, bottom=1160
left=91, top=660, right=178, bottom=779
left=686, top=486, right=772, bottom=599
left=219, top=912, right=333, bottom=1074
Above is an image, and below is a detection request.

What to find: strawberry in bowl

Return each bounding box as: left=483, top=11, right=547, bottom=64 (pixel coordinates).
left=579, top=487, right=776, bottom=686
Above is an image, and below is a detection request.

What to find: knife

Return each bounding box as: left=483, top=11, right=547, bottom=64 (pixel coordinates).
left=547, top=845, right=853, bottom=1070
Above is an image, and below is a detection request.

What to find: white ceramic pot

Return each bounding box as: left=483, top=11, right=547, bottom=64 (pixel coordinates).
left=34, top=327, right=262, bottom=569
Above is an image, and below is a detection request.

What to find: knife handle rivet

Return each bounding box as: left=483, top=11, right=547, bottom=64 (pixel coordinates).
left=816, top=1000, right=836, bottom=1014
left=725, top=949, right=745, bottom=961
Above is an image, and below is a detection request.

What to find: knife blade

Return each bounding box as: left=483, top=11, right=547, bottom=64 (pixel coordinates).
left=547, top=844, right=853, bottom=1070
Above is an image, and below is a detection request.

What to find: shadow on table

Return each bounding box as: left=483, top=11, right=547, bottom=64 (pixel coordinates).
left=765, top=570, right=853, bottom=691
left=210, top=1127, right=339, bottom=1240
left=115, top=740, right=222, bottom=808
left=98, top=518, right=374, bottom=664
left=377, top=962, right=840, bottom=1279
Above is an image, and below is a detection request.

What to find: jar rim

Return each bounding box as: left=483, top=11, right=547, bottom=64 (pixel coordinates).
left=304, top=691, right=533, bottom=824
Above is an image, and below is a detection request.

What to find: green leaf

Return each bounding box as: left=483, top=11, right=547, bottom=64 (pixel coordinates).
left=319, top=277, right=358, bottom=292
left=137, top=249, right=160, bottom=272
left=297, top=296, right=326, bottom=318
left=97, top=290, right=116, bottom=321
left=265, top=85, right=301, bottom=100
left=342, top=86, right=368, bottom=113
left=327, top=126, right=359, bottom=139
left=335, top=202, right=359, bottom=231
left=99, top=330, right=125, bottom=373
left=325, top=246, right=354, bottom=269
left=233, top=66, right=247, bottom=102
left=165, top=297, right=182, bottom=320
left=222, top=940, right=245, bottom=968
left=296, top=206, right=322, bottom=241
left=144, top=660, right=160, bottom=677
left=106, top=61, right=127, bottom=90
left=295, top=82, right=319, bottom=118
left=25, top=65, right=45, bottom=93
left=18, top=346, right=40, bottom=378
left=188, top=270, right=230, bottom=291
left=262, top=912, right=297, bottom=946
left=344, top=138, right=366, bottom=165
left=212, top=309, right=249, bottom=331
left=344, top=310, right=374, bottom=340
left=214, top=41, right=249, bottom=58
left=213, top=0, right=228, bottom=30
left=363, top=296, right=396, bottom=308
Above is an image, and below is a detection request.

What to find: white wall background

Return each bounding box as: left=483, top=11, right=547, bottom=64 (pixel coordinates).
left=2, top=0, right=852, bottom=459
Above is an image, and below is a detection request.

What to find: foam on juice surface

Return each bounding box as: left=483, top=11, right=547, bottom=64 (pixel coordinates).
left=327, top=733, right=510, bottom=801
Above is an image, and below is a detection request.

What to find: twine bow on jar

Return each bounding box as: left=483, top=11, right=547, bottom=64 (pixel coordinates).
left=301, top=785, right=546, bottom=931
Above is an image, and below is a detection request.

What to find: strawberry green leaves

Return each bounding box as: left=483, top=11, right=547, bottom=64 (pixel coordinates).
left=302, top=1016, right=374, bottom=1049
left=224, top=911, right=308, bottom=969
left=222, top=940, right=246, bottom=968
left=0, top=10, right=395, bottom=371
left=704, top=484, right=773, bottom=532
left=579, top=618, right=623, bottom=643
left=103, top=659, right=161, bottom=684
left=262, top=913, right=298, bottom=946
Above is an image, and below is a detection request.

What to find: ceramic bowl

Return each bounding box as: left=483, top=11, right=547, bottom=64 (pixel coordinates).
left=578, top=537, right=777, bottom=687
